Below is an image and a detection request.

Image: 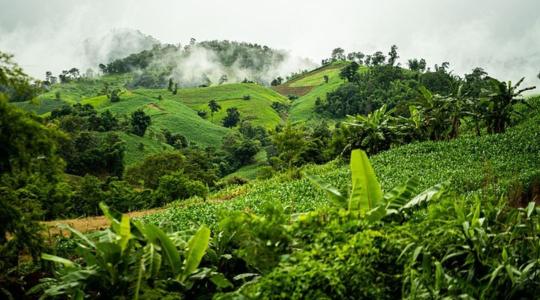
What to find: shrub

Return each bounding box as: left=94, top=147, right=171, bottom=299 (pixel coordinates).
left=154, top=171, right=208, bottom=205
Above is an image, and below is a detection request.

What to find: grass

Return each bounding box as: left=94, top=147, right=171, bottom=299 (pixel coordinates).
left=153, top=83, right=290, bottom=129
left=143, top=102, right=540, bottom=230
left=37, top=74, right=132, bottom=105
left=115, top=132, right=173, bottom=166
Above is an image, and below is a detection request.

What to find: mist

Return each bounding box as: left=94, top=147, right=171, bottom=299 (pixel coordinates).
left=1, top=0, right=539, bottom=86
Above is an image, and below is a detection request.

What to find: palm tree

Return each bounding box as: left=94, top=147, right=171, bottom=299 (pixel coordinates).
left=480, top=78, right=535, bottom=134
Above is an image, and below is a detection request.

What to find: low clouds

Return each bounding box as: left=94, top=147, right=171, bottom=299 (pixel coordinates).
left=0, top=0, right=539, bottom=86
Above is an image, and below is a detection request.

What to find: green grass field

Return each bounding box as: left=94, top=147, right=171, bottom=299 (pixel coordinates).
left=37, top=74, right=132, bottom=104
left=154, top=83, right=290, bottom=129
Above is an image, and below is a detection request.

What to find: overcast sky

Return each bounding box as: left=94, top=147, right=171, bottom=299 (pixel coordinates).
left=1, top=0, right=539, bottom=85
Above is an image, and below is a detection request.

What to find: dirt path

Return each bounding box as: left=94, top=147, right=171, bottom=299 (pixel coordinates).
left=43, top=186, right=249, bottom=236
left=43, top=208, right=164, bottom=236
left=147, top=102, right=164, bottom=111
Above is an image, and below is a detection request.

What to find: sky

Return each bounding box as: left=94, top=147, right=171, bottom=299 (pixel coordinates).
left=1, top=0, right=539, bottom=85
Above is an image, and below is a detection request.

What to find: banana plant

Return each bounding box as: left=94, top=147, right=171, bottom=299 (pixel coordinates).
left=308, top=149, right=446, bottom=222
left=33, top=203, right=215, bottom=299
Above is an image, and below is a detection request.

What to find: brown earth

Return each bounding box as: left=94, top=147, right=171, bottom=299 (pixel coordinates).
left=272, top=85, right=313, bottom=97
left=43, top=187, right=249, bottom=236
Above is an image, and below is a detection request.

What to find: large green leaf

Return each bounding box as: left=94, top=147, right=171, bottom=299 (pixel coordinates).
left=41, top=253, right=77, bottom=268
left=402, top=182, right=447, bottom=210
left=306, top=174, right=347, bottom=208
left=99, top=202, right=121, bottom=232
left=348, top=149, right=383, bottom=211
left=118, top=214, right=131, bottom=253
left=145, top=223, right=182, bottom=275
left=384, top=177, right=420, bottom=211
left=180, top=225, right=211, bottom=282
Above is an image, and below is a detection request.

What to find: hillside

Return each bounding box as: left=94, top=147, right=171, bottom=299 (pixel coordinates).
left=169, top=83, right=289, bottom=129
left=143, top=97, right=540, bottom=229
left=273, top=61, right=350, bottom=122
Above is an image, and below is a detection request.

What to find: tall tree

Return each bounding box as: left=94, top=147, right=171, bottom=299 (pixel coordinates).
left=130, top=109, right=151, bottom=136
left=208, top=99, right=221, bottom=120
left=387, top=45, right=399, bottom=66
left=222, top=107, right=241, bottom=128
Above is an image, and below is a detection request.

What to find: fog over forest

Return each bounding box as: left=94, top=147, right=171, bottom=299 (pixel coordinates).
left=1, top=0, right=539, bottom=86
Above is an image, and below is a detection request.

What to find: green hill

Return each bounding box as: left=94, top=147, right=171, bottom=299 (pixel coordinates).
left=166, top=83, right=289, bottom=129
left=144, top=97, right=540, bottom=230
left=93, top=90, right=231, bottom=148
left=274, top=62, right=348, bottom=122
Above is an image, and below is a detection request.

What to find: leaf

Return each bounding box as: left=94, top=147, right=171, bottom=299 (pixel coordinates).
left=41, top=253, right=77, bottom=268
left=210, top=273, right=234, bottom=289
left=145, top=223, right=182, bottom=275
left=348, top=149, right=383, bottom=212
left=118, top=214, right=131, bottom=253
left=142, top=243, right=162, bottom=278
left=58, top=224, right=95, bottom=249
left=384, top=177, right=420, bottom=210
left=366, top=205, right=387, bottom=223
left=99, top=202, right=121, bottom=232
left=402, top=182, right=446, bottom=210
left=306, top=174, right=347, bottom=208
left=181, top=225, right=211, bottom=282
left=526, top=202, right=535, bottom=218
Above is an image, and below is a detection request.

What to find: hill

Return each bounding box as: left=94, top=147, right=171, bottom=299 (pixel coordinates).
left=273, top=61, right=349, bottom=122
left=143, top=97, right=540, bottom=229
left=167, top=83, right=289, bottom=129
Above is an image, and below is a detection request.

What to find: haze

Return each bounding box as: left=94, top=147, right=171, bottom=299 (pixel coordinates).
left=1, top=0, right=539, bottom=84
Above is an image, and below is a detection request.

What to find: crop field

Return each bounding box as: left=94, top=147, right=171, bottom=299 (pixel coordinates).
left=143, top=102, right=540, bottom=230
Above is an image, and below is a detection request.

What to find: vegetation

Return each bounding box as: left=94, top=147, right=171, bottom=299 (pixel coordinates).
left=1, top=37, right=539, bottom=299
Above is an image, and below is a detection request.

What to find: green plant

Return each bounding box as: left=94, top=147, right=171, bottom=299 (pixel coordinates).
left=308, top=149, right=446, bottom=222
left=33, top=203, right=216, bottom=299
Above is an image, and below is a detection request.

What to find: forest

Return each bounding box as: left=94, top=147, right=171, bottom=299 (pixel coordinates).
left=1, top=31, right=540, bottom=299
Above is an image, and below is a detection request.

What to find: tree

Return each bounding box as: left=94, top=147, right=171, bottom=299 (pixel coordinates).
left=480, top=77, right=536, bottom=133
left=371, top=51, right=386, bottom=66
left=271, top=77, right=283, bottom=86
left=130, top=109, right=151, bottom=136
left=219, top=74, right=228, bottom=85
left=387, top=45, right=399, bottom=66
left=109, top=89, right=120, bottom=102
left=222, top=132, right=261, bottom=167
left=125, top=151, right=184, bottom=189
left=339, top=62, right=360, bottom=82
left=222, top=107, right=241, bottom=127
left=323, top=75, right=329, bottom=83
left=173, top=83, right=178, bottom=95
left=331, top=48, right=346, bottom=61
left=168, top=78, right=174, bottom=91
left=407, top=58, right=427, bottom=73
left=208, top=99, right=221, bottom=120
left=154, top=171, right=208, bottom=205
left=0, top=51, right=37, bottom=102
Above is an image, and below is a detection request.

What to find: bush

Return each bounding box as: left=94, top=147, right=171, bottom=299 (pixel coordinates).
left=154, top=171, right=208, bottom=205
left=242, top=95, right=251, bottom=100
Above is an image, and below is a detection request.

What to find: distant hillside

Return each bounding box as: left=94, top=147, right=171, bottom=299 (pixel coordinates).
left=273, top=61, right=348, bottom=122
left=101, top=40, right=315, bottom=88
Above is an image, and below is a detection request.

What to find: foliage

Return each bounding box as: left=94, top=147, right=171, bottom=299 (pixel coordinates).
left=222, top=107, right=241, bottom=128
left=0, top=51, right=39, bottom=102
left=479, top=77, right=535, bottom=133
left=34, top=203, right=215, bottom=299
left=154, top=171, right=208, bottom=206
left=130, top=109, right=151, bottom=137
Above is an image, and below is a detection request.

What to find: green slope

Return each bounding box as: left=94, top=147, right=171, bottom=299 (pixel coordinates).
left=168, top=83, right=289, bottom=129
left=96, top=90, right=230, bottom=147
left=277, top=62, right=347, bottom=122
left=143, top=97, right=540, bottom=229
